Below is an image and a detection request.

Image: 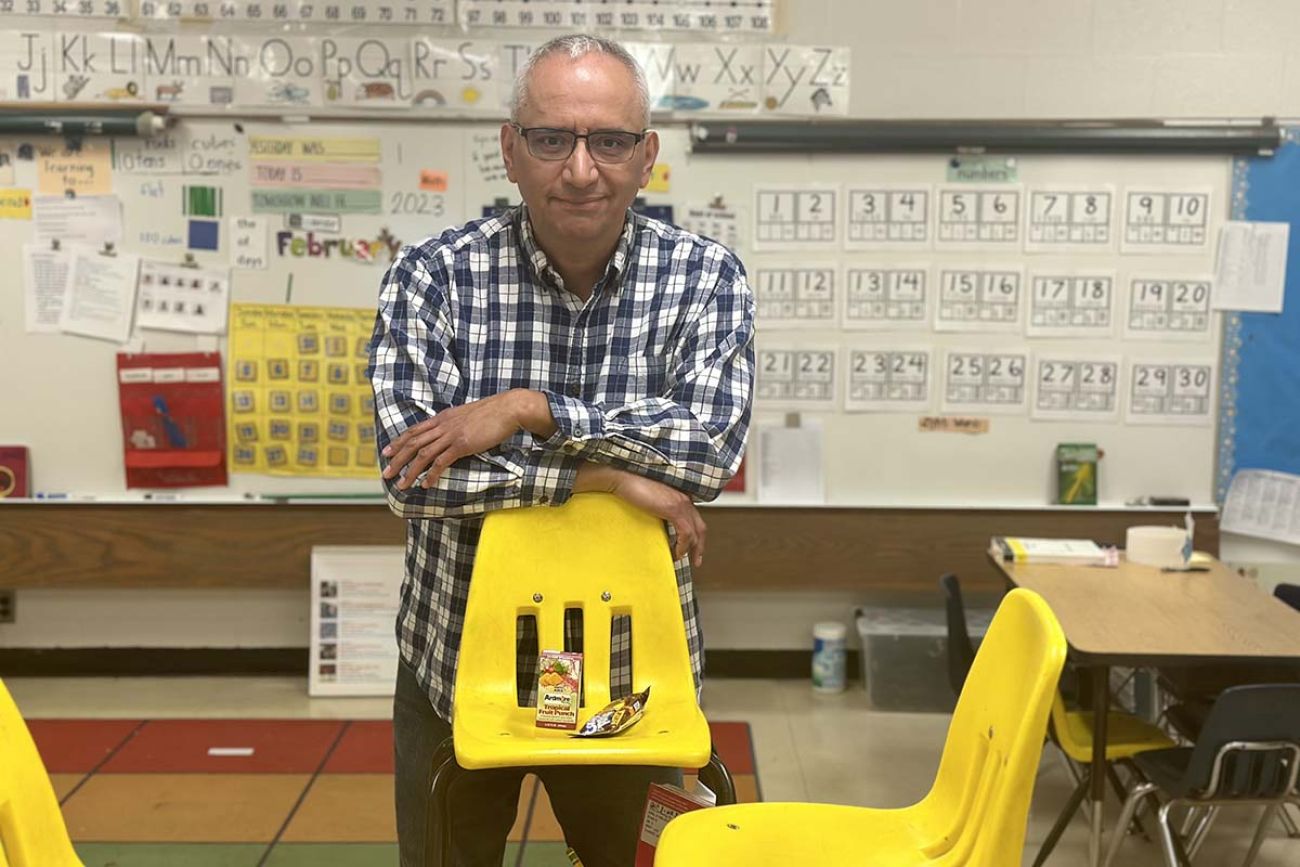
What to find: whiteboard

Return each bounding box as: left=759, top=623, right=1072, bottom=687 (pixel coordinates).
left=0, top=116, right=1229, bottom=506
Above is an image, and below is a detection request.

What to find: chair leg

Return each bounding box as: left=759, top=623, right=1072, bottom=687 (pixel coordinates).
left=1107, top=763, right=1150, bottom=840
left=1157, top=800, right=1195, bottom=867
left=424, top=736, right=459, bottom=867
left=1102, top=782, right=1157, bottom=867
left=1242, top=804, right=1279, bottom=867
left=1278, top=802, right=1300, bottom=838
left=1033, top=775, right=1090, bottom=867
left=1186, top=805, right=1220, bottom=859
left=697, top=748, right=737, bottom=806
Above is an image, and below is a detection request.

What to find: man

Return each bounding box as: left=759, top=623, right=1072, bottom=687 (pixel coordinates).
left=368, top=34, right=755, bottom=867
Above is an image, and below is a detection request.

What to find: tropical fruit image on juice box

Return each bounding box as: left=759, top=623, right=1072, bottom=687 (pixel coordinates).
left=536, top=650, right=583, bottom=730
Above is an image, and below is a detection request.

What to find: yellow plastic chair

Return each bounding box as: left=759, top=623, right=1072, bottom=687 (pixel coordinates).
left=1029, top=690, right=1177, bottom=865
left=655, top=588, right=1067, bottom=866
left=426, top=493, right=734, bottom=864
left=0, top=678, right=84, bottom=867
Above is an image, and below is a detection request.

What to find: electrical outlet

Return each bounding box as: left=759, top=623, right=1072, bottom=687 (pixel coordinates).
left=0, top=589, right=13, bottom=624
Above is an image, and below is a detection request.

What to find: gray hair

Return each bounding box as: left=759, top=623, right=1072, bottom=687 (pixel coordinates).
left=509, top=35, right=651, bottom=128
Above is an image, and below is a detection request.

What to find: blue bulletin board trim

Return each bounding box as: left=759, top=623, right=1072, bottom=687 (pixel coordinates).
left=1216, top=127, right=1300, bottom=503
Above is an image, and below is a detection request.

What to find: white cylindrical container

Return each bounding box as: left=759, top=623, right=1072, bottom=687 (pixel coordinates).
left=812, top=621, right=847, bottom=693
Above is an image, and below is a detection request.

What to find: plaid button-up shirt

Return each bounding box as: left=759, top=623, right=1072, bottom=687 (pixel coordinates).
left=368, top=206, right=755, bottom=722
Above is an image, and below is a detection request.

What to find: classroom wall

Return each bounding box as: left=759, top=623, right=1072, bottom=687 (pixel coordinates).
left=6, top=0, right=1300, bottom=660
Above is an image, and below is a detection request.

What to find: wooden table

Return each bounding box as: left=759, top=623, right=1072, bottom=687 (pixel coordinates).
left=990, top=554, right=1300, bottom=867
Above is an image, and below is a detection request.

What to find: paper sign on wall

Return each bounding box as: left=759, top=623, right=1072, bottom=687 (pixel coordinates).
left=0, top=187, right=31, bottom=219
left=231, top=216, right=269, bottom=270
left=37, top=140, right=112, bottom=196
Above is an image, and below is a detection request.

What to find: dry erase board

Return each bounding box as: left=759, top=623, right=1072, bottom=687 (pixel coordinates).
left=0, top=114, right=1228, bottom=506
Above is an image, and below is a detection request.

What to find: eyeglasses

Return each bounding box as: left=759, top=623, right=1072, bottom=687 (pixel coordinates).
left=512, top=124, right=648, bottom=164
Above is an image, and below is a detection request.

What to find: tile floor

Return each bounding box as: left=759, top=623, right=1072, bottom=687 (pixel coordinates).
left=9, top=675, right=1300, bottom=866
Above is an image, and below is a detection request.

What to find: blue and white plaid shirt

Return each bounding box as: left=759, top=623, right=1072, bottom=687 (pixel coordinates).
left=368, top=206, right=755, bottom=722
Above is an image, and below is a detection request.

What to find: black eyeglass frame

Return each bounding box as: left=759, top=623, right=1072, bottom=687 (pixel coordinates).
left=510, top=123, right=651, bottom=163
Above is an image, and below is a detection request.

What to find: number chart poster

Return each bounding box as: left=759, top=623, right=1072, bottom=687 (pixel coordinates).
left=226, top=303, right=377, bottom=478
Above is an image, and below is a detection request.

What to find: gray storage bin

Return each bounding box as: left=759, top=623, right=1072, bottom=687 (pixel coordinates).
left=854, top=606, right=993, bottom=713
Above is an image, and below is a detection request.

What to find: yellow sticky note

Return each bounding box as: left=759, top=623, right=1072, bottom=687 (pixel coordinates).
left=37, top=140, right=112, bottom=196
left=646, top=163, right=671, bottom=193
left=0, top=187, right=31, bottom=219
left=419, top=169, right=449, bottom=192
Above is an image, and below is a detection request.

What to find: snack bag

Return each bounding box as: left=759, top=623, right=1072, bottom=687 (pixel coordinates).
left=572, top=686, right=650, bottom=738
left=536, top=651, right=583, bottom=730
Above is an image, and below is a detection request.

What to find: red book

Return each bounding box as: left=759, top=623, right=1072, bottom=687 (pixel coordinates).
left=635, top=783, right=713, bottom=867
left=0, top=446, right=29, bottom=498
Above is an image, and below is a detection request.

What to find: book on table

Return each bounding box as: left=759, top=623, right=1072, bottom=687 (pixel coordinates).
left=989, top=536, right=1111, bottom=566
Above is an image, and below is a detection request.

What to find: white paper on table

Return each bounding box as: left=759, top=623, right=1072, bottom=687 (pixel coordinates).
left=136, top=258, right=231, bottom=335
left=1222, top=469, right=1300, bottom=546
left=33, top=195, right=123, bottom=247
left=757, top=420, right=824, bottom=505
left=22, top=243, right=71, bottom=333
left=59, top=247, right=141, bottom=343
left=1214, top=221, right=1289, bottom=313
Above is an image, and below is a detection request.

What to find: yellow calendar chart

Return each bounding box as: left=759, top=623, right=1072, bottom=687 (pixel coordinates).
left=227, top=304, right=377, bottom=478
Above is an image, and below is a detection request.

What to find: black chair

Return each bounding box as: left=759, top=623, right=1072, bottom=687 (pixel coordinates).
left=939, top=572, right=976, bottom=697
left=1102, top=684, right=1300, bottom=867
left=1275, top=582, right=1300, bottom=613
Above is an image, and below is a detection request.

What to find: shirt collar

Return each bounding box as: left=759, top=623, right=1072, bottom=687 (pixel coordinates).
left=514, top=205, right=638, bottom=296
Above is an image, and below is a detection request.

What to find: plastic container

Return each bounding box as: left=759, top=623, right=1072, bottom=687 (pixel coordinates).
left=811, top=621, right=847, bottom=693
left=854, top=606, right=994, bottom=712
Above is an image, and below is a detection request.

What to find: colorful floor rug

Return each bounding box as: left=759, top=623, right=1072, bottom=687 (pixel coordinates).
left=30, top=718, right=760, bottom=867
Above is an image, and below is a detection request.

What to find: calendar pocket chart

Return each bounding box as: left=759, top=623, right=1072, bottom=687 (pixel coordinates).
left=1024, top=185, right=1114, bottom=252
left=941, top=350, right=1029, bottom=415
left=1123, top=275, right=1214, bottom=341
left=842, top=266, right=930, bottom=331
left=1030, top=356, right=1121, bottom=422
left=843, top=184, right=931, bottom=249
left=1122, top=187, right=1212, bottom=252
left=845, top=347, right=933, bottom=412
left=1026, top=272, right=1115, bottom=337
left=755, top=344, right=838, bottom=410
left=934, top=266, right=1023, bottom=333
left=935, top=185, right=1022, bottom=247
left=1125, top=359, right=1215, bottom=426
left=753, top=184, right=838, bottom=250
left=753, top=265, right=838, bottom=330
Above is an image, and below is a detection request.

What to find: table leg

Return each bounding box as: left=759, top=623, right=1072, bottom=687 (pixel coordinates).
left=1089, top=664, right=1110, bottom=867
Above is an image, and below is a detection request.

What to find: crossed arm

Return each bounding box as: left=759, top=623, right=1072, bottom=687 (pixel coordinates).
left=368, top=247, right=755, bottom=566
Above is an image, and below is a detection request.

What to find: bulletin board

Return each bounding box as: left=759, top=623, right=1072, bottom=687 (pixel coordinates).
left=0, top=112, right=1231, bottom=506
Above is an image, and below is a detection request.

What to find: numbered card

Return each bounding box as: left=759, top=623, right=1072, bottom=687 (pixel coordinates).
left=845, top=347, right=932, bottom=412
left=1026, top=272, right=1115, bottom=338
left=459, top=0, right=775, bottom=32
left=1030, top=357, right=1121, bottom=422
left=941, top=350, right=1029, bottom=415
left=934, top=267, right=1023, bottom=333
left=1124, top=276, right=1214, bottom=341
left=844, top=185, right=931, bottom=249
left=753, top=266, right=838, bottom=330
left=1024, top=186, right=1114, bottom=252
left=1, top=0, right=123, bottom=16
left=1126, top=360, right=1215, bottom=426
left=753, top=185, right=838, bottom=250
left=842, top=266, right=929, bottom=331
left=1123, top=187, right=1213, bottom=252
left=755, top=345, right=838, bottom=410
left=935, top=186, right=1022, bottom=247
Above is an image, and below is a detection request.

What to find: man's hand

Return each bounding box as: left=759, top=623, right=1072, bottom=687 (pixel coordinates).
left=577, top=464, right=706, bottom=567
left=383, top=390, right=551, bottom=489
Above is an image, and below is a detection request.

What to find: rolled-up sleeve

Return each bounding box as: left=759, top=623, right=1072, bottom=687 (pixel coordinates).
left=368, top=246, right=579, bottom=519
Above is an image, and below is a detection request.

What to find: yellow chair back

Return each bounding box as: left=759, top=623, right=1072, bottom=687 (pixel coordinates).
left=0, top=678, right=83, bottom=867
left=452, top=493, right=709, bottom=769
left=911, top=588, right=1067, bottom=864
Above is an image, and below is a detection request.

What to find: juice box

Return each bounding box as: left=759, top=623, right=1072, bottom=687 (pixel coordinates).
left=536, top=651, right=583, bottom=730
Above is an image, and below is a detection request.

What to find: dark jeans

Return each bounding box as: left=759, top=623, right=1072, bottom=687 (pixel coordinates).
left=394, top=659, right=681, bottom=867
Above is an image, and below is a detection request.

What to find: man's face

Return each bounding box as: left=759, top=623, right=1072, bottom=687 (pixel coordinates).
left=501, top=53, right=659, bottom=245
